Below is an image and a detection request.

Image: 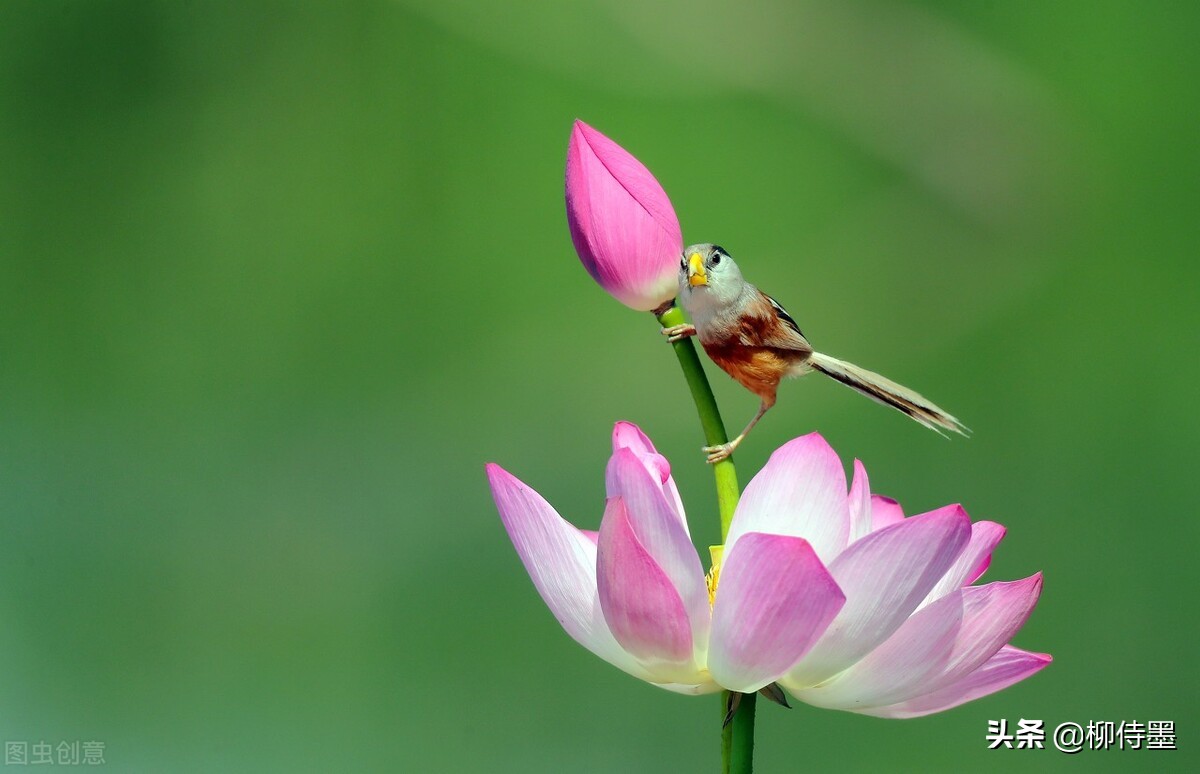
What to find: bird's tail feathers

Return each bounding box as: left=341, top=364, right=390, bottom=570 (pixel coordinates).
left=809, top=352, right=968, bottom=436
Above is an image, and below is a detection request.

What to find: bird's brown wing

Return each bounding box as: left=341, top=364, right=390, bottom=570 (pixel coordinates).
left=741, top=290, right=812, bottom=354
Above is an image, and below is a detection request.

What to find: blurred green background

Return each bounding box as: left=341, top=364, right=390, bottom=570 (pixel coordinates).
left=1, top=1, right=1196, bottom=771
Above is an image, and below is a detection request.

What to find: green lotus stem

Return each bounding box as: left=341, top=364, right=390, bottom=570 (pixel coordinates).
left=654, top=305, right=741, bottom=533
left=654, top=303, right=753, bottom=774
left=727, top=693, right=757, bottom=774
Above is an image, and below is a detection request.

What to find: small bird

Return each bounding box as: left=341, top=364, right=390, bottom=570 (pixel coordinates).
left=663, top=243, right=966, bottom=463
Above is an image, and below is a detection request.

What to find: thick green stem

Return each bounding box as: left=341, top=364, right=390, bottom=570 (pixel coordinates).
left=728, top=693, right=757, bottom=771
left=653, top=304, right=751, bottom=774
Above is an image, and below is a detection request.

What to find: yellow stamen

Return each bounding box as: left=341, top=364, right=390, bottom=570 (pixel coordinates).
left=706, top=545, right=724, bottom=607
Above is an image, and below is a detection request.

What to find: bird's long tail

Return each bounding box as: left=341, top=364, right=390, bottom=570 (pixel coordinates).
left=809, top=352, right=968, bottom=436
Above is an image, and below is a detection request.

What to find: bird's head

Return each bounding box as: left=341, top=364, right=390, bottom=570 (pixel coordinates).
left=678, top=243, right=745, bottom=310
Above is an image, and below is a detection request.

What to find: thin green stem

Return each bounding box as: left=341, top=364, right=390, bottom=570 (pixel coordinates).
left=653, top=304, right=751, bottom=774
left=655, top=305, right=740, bottom=535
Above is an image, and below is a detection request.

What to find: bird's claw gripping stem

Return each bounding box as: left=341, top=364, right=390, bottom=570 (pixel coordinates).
left=703, top=439, right=741, bottom=464
left=661, top=323, right=696, bottom=343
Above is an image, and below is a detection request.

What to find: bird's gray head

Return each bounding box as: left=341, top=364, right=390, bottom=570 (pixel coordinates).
left=677, top=243, right=746, bottom=311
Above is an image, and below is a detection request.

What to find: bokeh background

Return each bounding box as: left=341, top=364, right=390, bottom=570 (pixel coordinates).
left=1, top=1, right=1196, bottom=771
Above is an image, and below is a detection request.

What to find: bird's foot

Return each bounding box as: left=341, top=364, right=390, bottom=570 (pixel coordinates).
left=661, top=323, right=696, bottom=343
left=703, top=439, right=739, bottom=464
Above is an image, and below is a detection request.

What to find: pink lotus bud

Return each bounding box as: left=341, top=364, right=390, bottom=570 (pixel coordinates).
left=565, top=120, right=684, bottom=311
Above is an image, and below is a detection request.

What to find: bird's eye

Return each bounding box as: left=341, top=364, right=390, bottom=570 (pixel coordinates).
left=711, top=253, right=722, bottom=266
left=679, top=257, right=687, bottom=272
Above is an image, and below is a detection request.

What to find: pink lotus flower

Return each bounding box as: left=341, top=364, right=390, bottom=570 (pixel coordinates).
left=565, top=121, right=684, bottom=311
left=486, top=424, right=1049, bottom=716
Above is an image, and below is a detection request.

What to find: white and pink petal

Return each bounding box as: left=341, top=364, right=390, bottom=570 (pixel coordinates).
left=920, top=518, right=1006, bottom=608
left=487, top=464, right=651, bottom=681
left=860, top=645, right=1052, bottom=718
left=870, top=495, right=905, bottom=531
left=784, top=504, right=971, bottom=688
left=611, top=421, right=687, bottom=533
left=605, top=448, right=710, bottom=651
left=727, top=433, right=851, bottom=565
left=847, top=459, right=874, bottom=543
left=597, top=497, right=704, bottom=684
left=707, top=532, right=845, bottom=693
left=790, top=573, right=1044, bottom=712
left=651, top=680, right=724, bottom=696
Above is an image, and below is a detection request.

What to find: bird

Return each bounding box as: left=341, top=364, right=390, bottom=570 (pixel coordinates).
left=663, top=243, right=966, bottom=463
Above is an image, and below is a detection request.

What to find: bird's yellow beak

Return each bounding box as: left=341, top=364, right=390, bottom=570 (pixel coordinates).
left=687, top=253, right=708, bottom=287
